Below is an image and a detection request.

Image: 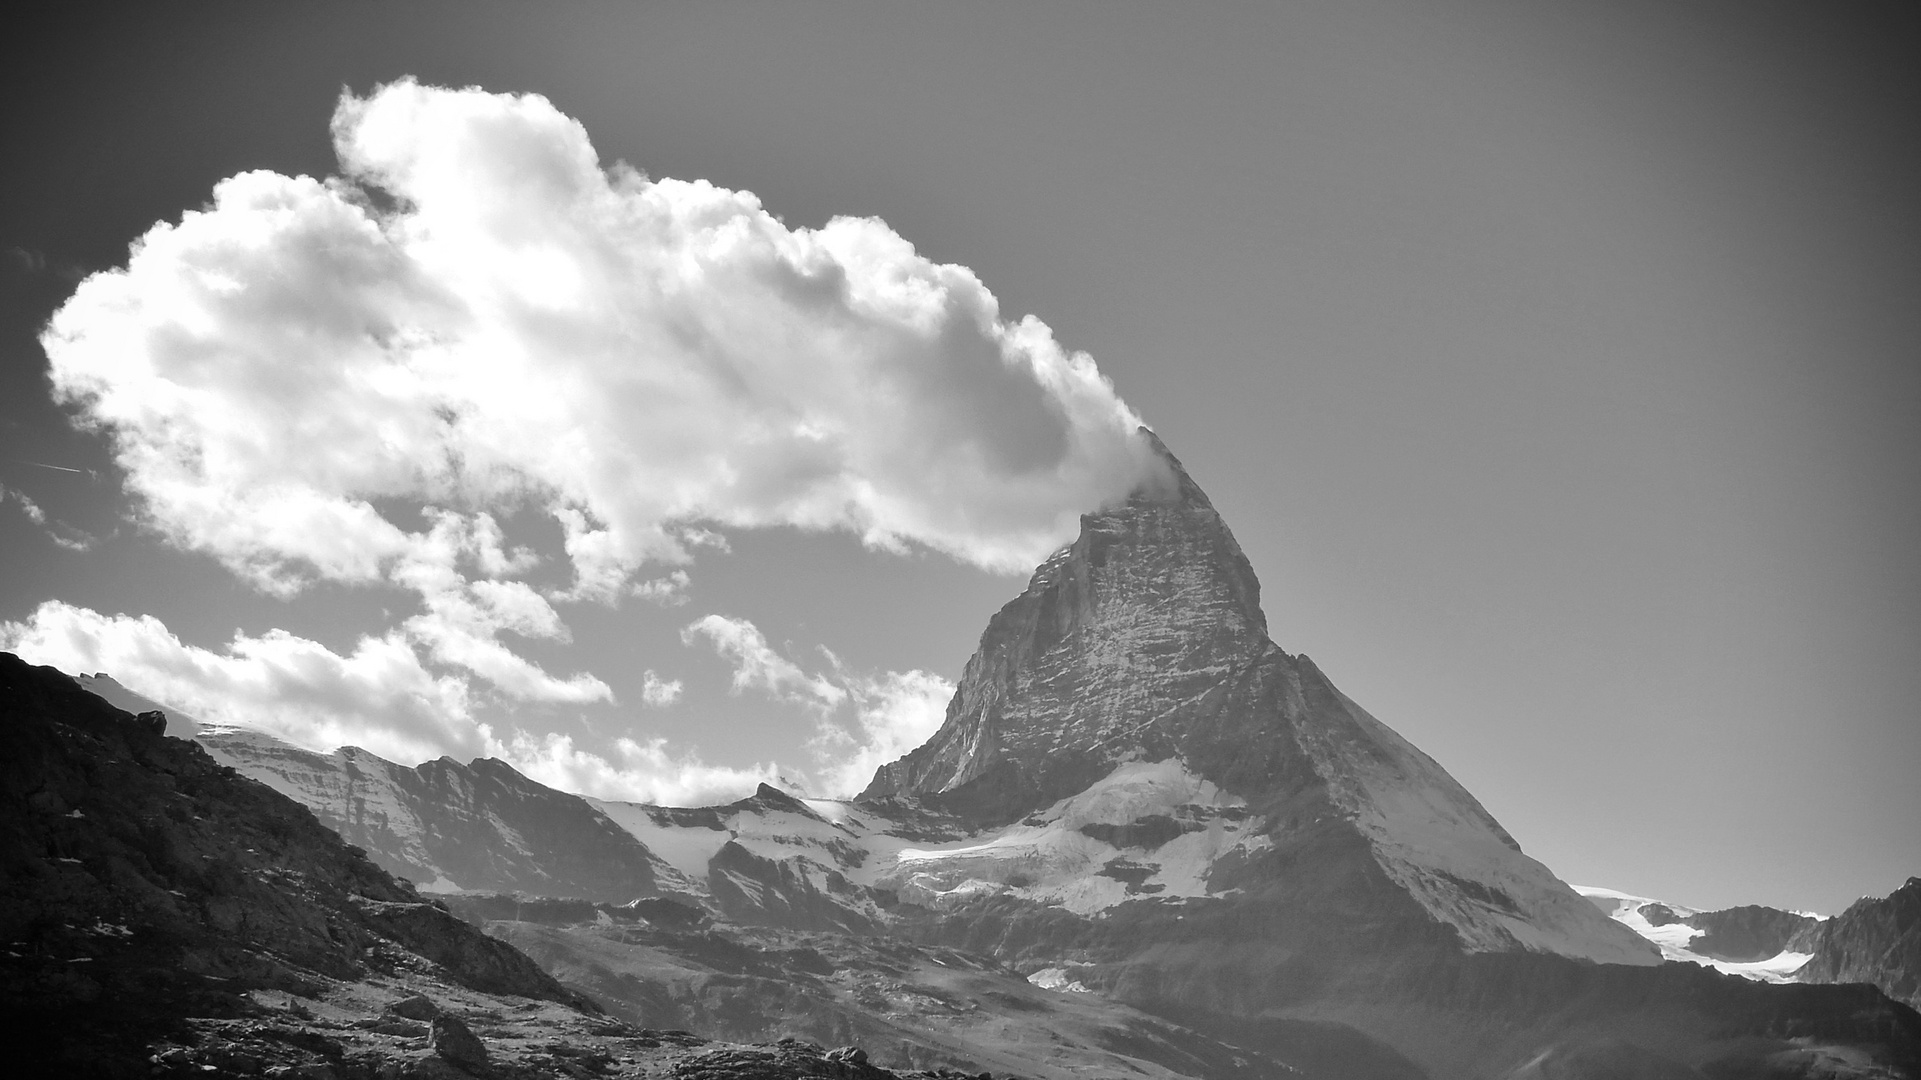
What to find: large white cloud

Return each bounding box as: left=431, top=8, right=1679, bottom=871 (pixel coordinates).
left=44, top=78, right=1160, bottom=612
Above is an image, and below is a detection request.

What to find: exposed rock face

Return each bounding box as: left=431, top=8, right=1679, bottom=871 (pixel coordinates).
left=1795, top=878, right=1921, bottom=1009
left=1686, top=904, right=1821, bottom=963
left=863, top=430, right=1271, bottom=824
left=193, top=726, right=669, bottom=902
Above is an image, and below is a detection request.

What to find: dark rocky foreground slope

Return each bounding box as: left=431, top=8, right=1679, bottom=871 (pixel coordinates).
left=0, top=653, right=998, bottom=1080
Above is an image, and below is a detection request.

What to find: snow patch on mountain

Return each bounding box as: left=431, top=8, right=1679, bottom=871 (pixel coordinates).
left=874, top=758, right=1264, bottom=915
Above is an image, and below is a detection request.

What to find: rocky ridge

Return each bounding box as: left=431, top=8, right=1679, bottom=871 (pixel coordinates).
left=1794, top=878, right=1921, bottom=1010
left=193, top=729, right=674, bottom=904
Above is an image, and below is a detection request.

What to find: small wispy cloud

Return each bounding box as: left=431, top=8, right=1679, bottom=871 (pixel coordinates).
left=1, top=484, right=99, bottom=551
left=640, top=669, right=683, bottom=707
left=681, top=615, right=848, bottom=711
left=682, top=613, right=952, bottom=797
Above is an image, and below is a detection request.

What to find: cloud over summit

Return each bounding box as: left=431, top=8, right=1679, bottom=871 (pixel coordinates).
left=45, top=78, right=1158, bottom=603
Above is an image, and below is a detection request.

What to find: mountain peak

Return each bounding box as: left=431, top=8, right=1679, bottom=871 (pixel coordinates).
left=861, top=432, right=1275, bottom=817
left=856, top=434, right=1660, bottom=967
left=1129, top=426, right=1216, bottom=510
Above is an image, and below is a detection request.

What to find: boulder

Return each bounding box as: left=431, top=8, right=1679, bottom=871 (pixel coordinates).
left=430, top=1014, right=487, bottom=1070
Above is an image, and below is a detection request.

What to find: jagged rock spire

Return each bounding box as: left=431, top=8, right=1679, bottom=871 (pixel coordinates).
left=861, top=427, right=1274, bottom=818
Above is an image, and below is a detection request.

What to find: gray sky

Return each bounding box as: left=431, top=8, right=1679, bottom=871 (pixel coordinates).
left=2, top=1, right=1916, bottom=914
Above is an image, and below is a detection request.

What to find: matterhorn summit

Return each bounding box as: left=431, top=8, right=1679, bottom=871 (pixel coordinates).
left=865, top=429, right=1657, bottom=967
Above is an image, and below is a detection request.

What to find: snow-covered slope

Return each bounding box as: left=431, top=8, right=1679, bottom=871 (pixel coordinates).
left=1575, top=885, right=1818, bottom=982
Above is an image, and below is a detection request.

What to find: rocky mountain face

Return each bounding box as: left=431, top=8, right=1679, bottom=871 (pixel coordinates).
left=1795, top=878, right=1921, bottom=1010
left=1684, top=904, right=1823, bottom=962
left=195, top=728, right=670, bottom=903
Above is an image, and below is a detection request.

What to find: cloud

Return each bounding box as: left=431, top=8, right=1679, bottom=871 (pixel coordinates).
left=2, top=484, right=48, bottom=526
left=389, top=510, right=610, bottom=703
left=811, top=668, right=954, bottom=798
left=682, top=614, right=846, bottom=710
left=503, top=731, right=778, bottom=806
left=6, top=246, right=47, bottom=274
left=682, top=613, right=952, bottom=797
left=633, top=569, right=691, bottom=607
left=2, top=484, right=98, bottom=551
left=26, top=79, right=1142, bottom=802
left=0, top=600, right=771, bottom=806
left=1, top=600, right=480, bottom=766
left=43, top=78, right=1161, bottom=613
left=640, top=670, right=683, bottom=707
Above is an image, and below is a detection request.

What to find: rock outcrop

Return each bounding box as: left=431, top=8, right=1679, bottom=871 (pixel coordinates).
left=1684, top=903, right=1821, bottom=963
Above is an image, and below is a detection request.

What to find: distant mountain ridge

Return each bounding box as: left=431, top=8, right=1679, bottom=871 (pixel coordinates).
left=194, top=726, right=673, bottom=903
left=1576, top=885, right=1820, bottom=981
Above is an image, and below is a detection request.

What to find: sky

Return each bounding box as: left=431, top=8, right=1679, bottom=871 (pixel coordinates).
left=2, top=1, right=1916, bottom=916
